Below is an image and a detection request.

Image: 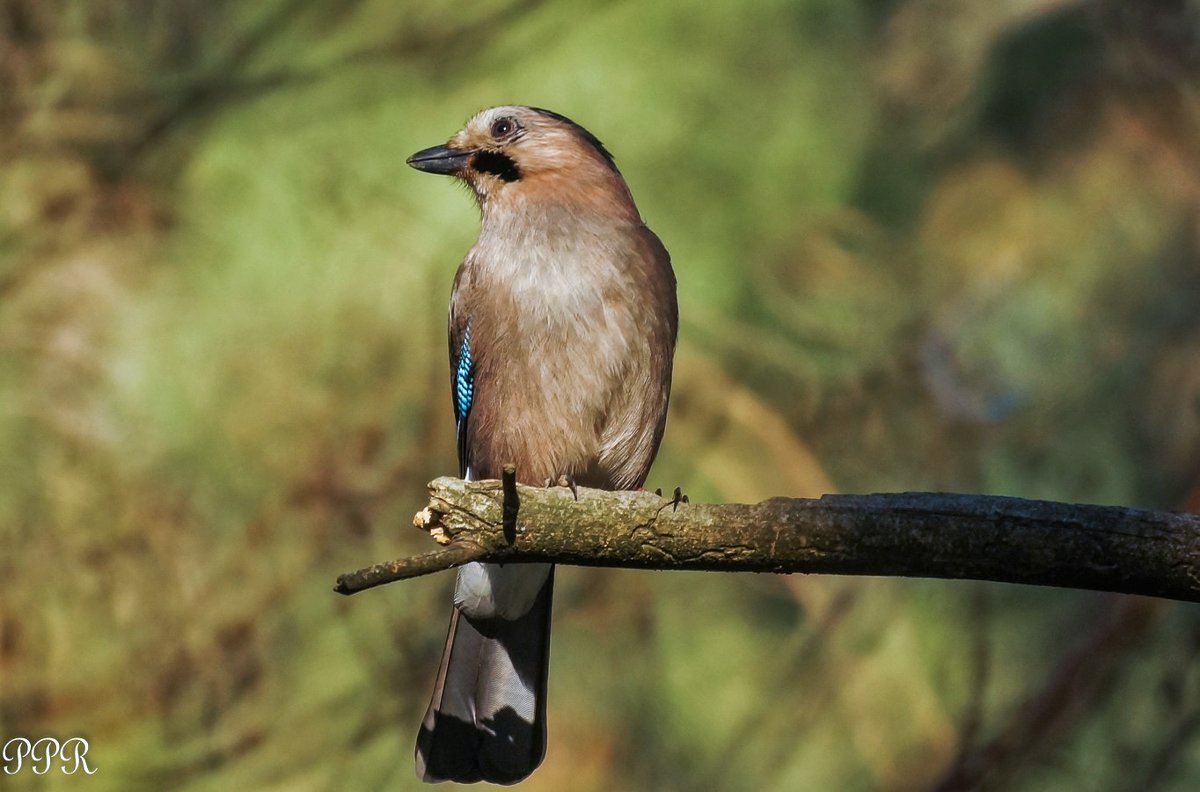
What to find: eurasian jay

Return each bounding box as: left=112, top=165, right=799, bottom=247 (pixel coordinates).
left=407, top=105, right=677, bottom=784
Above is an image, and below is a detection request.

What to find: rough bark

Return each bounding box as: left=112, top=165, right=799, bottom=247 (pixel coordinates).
left=334, top=470, right=1200, bottom=603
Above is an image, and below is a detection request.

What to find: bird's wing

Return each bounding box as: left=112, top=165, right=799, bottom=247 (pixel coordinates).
left=448, top=287, right=474, bottom=480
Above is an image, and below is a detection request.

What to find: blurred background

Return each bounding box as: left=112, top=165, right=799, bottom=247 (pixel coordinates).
left=4, top=0, right=1200, bottom=789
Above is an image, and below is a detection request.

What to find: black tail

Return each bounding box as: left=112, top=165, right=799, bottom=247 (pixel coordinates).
left=415, top=571, right=553, bottom=784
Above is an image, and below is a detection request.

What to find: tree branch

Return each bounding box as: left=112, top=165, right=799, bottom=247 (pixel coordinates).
left=334, top=472, right=1200, bottom=602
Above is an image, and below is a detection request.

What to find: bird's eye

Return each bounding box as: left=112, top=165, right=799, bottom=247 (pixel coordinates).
left=490, top=118, right=516, bottom=139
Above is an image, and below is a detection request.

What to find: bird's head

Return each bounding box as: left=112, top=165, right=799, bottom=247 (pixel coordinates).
left=406, top=106, right=633, bottom=215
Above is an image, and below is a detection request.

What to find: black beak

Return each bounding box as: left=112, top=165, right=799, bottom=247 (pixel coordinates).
left=406, top=144, right=474, bottom=175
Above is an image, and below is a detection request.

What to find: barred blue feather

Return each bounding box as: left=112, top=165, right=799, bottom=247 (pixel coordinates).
left=454, top=323, right=474, bottom=422
left=452, top=322, right=475, bottom=479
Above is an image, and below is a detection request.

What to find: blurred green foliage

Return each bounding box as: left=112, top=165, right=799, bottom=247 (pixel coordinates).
left=4, top=0, right=1200, bottom=789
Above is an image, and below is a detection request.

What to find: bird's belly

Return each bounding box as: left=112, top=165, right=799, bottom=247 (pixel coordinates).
left=478, top=362, right=609, bottom=483
left=470, top=305, right=635, bottom=486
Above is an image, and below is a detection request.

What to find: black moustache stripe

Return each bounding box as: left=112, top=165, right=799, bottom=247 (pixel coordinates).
left=471, top=151, right=521, bottom=182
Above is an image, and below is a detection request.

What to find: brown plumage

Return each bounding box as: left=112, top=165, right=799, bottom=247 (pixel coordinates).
left=407, top=105, right=677, bottom=784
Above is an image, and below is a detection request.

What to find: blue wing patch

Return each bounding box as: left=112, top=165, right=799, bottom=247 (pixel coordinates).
left=453, top=321, right=475, bottom=479
left=454, top=322, right=474, bottom=423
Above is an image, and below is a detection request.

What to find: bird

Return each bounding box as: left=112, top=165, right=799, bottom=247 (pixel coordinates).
left=406, top=105, right=677, bottom=784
